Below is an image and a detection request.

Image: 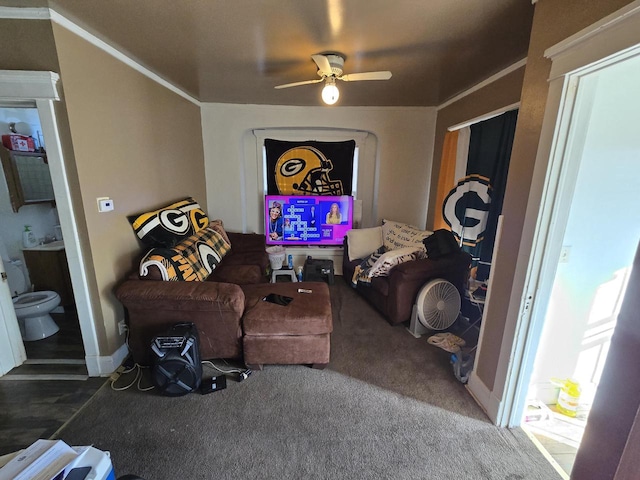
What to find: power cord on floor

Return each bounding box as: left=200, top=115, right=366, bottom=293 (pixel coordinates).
left=110, top=363, right=155, bottom=392
left=202, top=360, right=252, bottom=381
left=111, top=326, right=154, bottom=392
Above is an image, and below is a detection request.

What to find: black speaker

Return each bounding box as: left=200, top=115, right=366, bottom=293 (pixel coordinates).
left=151, top=323, right=202, bottom=396
left=303, top=257, right=335, bottom=284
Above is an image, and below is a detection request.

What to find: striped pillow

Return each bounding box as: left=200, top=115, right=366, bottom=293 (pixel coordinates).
left=128, top=197, right=209, bottom=248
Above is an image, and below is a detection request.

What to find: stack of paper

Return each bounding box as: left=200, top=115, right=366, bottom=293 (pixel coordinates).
left=0, top=439, right=88, bottom=480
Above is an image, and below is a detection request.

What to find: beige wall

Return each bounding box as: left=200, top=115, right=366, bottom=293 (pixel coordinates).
left=475, top=0, right=636, bottom=393
left=200, top=104, right=437, bottom=233
left=51, top=24, right=206, bottom=355
left=0, top=19, right=59, bottom=72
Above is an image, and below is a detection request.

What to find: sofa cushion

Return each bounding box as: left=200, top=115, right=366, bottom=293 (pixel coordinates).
left=241, top=282, right=332, bottom=336
left=208, top=264, right=266, bottom=285
left=382, top=219, right=432, bottom=252
left=139, top=227, right=230, bottom=281
left=346, top=226, right=383, bottom=261
left=128, top=197, right=209, bottom=247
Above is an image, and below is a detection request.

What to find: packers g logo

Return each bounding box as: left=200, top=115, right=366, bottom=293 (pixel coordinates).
left=443, top=174, right=492, bottom=245
left=159, top=209, right=190, bottom=234
left=279, top=157, right=305, bottom=177
left=198, top=243, right=222, bottom=274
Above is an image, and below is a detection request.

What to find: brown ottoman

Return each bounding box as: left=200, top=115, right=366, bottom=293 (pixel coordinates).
left=240, top=282, right=332, bottom=370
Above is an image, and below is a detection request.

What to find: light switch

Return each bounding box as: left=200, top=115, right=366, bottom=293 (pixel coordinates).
left=97, top=197, right=114, bottom=212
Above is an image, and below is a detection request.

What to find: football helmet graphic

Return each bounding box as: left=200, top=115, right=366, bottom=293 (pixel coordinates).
left=274, top=146, right=344, bottom=195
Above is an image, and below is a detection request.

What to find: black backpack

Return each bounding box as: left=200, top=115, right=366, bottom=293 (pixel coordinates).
left=423, top=229, right=461, bottom=259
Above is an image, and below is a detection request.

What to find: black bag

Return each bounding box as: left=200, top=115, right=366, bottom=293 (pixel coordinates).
left=151, top=322, right=202, bottom=396
left=423, top=229, right=461, bottom=259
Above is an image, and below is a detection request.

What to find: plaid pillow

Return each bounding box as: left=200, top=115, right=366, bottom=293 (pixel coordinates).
left=139, top=227, right=230, bottom=281
left=128, top=197, right=209, bottom=248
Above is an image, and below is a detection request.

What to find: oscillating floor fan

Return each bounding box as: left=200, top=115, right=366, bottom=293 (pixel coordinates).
left=407, top=279, right=461, bottom=338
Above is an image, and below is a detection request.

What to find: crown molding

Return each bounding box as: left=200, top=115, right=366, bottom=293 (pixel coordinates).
left=447, top=102, right=520, bottom=131
left=437, top=58, right=527, bottom=110
left=0, top=70, right=60, bottom=100
left=545, top=0, right=640, bottom=61
left=0, top=6, right=49, bottom=19
left=0, top=6, right=200, bottom=107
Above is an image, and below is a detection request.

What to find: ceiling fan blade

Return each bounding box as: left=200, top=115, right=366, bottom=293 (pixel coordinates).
left=311, top=54, right=333, bottom=77
left=274, top=78, right=324, bottom=89
left=339, top=71, right=392, bottom=82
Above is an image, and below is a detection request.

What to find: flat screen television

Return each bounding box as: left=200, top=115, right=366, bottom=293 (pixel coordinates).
left=265, top=195, right=353, bottom=246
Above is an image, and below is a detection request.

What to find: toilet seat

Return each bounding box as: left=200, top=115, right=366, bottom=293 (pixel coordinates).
left=13, top=291, right=60, bottom=309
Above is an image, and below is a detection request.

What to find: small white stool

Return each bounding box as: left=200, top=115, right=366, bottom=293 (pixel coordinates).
left=271, top=269, right=298, bottom=283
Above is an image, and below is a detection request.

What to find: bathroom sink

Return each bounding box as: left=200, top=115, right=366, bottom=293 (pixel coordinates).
left=25, top=240, right=65, bottom=251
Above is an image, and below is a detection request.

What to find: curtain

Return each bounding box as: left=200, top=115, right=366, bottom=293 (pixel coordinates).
left=442, top=110, right=518, bottom=281
left=434, top=128, right=471, bottom=230
left=433, top=130, right=459, bottom=230
left=264, top=139, right=355, bottom=195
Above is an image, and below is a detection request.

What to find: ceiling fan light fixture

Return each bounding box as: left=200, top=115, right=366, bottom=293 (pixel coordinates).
left=321, top=78, right=339, bottom=105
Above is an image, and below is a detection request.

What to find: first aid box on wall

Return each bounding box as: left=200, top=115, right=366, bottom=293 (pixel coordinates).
left=2, top=134, right=36, bottom=152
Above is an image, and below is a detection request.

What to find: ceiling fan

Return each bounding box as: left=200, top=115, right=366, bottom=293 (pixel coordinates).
left=274, top=53, right=392, bottom=105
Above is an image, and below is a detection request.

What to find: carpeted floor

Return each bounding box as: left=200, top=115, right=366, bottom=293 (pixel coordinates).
left=53, top=280, right=560, bottom=479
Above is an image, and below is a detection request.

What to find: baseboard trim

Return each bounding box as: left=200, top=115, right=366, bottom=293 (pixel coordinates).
left=0, top=374, right=88, bottom=381
left=25, top=358, right=85, bottom=365
left=85, top=343, right=129, bottom=377
left=467, top=371, right=502, bottom=424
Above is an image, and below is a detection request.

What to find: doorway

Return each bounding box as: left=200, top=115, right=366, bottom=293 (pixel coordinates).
left=0, top=70, right=104, bottom=378
left=0, top=106, right=86, bottom=379
left=511, top=32, right=640, bottom=480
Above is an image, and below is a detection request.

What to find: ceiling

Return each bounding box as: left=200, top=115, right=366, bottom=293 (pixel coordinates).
left=10, top=0, right=534, bottom=106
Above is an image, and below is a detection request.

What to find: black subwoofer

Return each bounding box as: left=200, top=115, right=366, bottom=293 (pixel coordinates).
left=151, top=323, right=202, bottom=396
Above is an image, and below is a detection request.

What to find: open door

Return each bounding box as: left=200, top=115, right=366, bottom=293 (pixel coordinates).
left=570, top=241, right=640, bottom=479
left=0, top=256, right=26, bottom=375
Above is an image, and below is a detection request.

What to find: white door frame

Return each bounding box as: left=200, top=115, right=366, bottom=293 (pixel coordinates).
left=495, top=3, right=640, bottom=427
left=0, top=257, right=26, bottom=375
left=0, top=70, right=101, bottom=376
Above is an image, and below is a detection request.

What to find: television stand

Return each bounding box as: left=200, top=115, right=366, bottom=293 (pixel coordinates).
left=284, top=245, right=343, bottom=276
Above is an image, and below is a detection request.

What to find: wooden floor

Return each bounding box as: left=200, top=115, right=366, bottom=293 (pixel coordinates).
left=24, top=309, right=86, bottom=361
left=0, top=309, right=106, bottom=456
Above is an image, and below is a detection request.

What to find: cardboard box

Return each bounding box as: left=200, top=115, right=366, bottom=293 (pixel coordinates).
left=2, top=134, right=36, bottom=152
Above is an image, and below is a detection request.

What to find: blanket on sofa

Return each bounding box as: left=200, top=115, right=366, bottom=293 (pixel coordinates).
left=139, top=226, right=230, bottom=281
left=351, top=246, right=424, bottom=286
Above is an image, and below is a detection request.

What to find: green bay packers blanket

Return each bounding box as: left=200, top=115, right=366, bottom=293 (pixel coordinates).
left=139, top=226, right=230, bottom=281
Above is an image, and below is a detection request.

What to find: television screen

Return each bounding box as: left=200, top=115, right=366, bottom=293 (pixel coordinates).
left=265, top=195, right=353, bottom=246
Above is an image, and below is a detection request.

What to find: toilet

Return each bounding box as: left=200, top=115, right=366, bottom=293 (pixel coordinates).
left=5, top=260, right=60, bottom=341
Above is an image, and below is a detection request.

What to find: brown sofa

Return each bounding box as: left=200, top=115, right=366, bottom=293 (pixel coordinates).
left=342, top=238, right=471, bottom=325
left=116, top=231, right=270, bottom=365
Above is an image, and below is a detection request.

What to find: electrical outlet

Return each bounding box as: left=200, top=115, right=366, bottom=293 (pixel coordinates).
left=559, top=245, right=571, bottom=263
left=118, top=320, right=127, bottom=335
